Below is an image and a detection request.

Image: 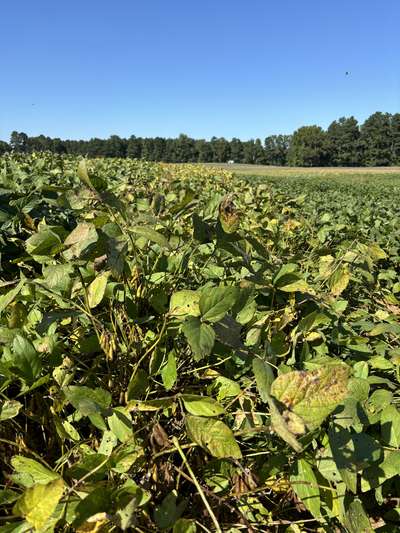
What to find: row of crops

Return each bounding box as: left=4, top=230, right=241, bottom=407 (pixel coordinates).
left=0, top=153, right=400, bottom=532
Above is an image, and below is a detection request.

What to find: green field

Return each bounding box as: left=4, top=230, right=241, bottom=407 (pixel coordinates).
left=1, top=154, right=400, bottom=532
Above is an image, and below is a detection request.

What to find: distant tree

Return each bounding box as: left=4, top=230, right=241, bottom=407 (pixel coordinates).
left=360, top=112, right=392, bottom=166
left=264, top=135, right=291, bottom=165
left=253, top=138, right=266, bottom=164
left=127, top=136, right=142, bottom=159
left=391, top=113, right=400, bottom=165
left=211, top=137, right=230, bottom=162
left=0, top=140, right=9, bottom=155
left=10, top=131, right=29, bottom=153
left=230, top=138, right=243, bottom=163
left=177, top=134, right=197, bottom=162
left=102, top=135, right=127, bottom=158
left=243, top=140, right=256, bottom=164
left=288, top=126, right=328, bottom=166
left=326, top=117, right=360, bottom=166
left=51, top=138, right=66, bottom=154
left=196, top=139, right=213, bottom=162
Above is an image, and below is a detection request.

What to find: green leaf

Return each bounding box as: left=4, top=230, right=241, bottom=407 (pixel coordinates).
left=381, top=405, right=400, bottom=447
left=181, top=317, right=215, bottom=360
left=290, top=459, right=320, bottom=518
left=199, top=286, right=239, bottom=322
left=161, top=351, right=177, bottom=391
left=0, top=399, right=22, bottom=421
left=77, top=159, right=107, bottom=191
left=361, top=450, right=400, bottom=491
left=181, top=394, right=224, bottom=417
left=126, top=368, right=149, bottom=400
left=343, top=499, right=373, bottom=533
left=131, top=226, right=170, bottom=249
left=329, top=426, right=382, bottom=493
left=64, top=385, right=111, bottom=416
left=154, top=492, right=186, bottom=530
left=87, top=271, right=110, bottom=308
left=67, top=453, right=109, bottom=482
left=0, top=278, right=25, bottom=317
left=273, top=264, right=310, bottom=292
left=169, top=290, right=200, bottom=319
left=186, top=416, right=242, bottom=458
left=13, top=479, right=64, bottom=531
left=11, top=456, right=60, bottom=488
left=210, top=376, right=241, bottom=401
left=173, top=518, right=197, bottom=533
left=11, top=335, right=42, bottom=384
left=72, top=487, right=113, bottom=528
left=253, top=358, right=274, bottom=402
left=108, top=408, right=133, bottom=443
left=26, top=229, right=62, bottom=258
left=270, top=365, right=349, bottom=430
left=42, top=264, right=73, bottom=294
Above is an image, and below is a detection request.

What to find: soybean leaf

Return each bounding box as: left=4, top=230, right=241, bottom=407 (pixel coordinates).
left=13, top=479, right=64, bottom=531
left=343, top=499, right=373, bottom=533
left=181, top=317, right=215, bottom=360
left=0, top=399, right=22, bottom=421
left=253, top=358, right=274, bottom=402
left=181, top=394, right=224, bottom=417
left=381, top=405, right=400, bottom=447
left=270, top=365, right=349, bottom=430
left=169, top=290, right=200, bottom=319
left=87, top=271, right=110, bottom=308
left=199, top=286, right=239, bottom=322
left=11, top=335, right=42, bottom=384
left=11, top=456, right=60, bottom=488
left=161, top=350, right=177, bottom=391
left=186, top=416, right=242, bottom=458
left=131, top=226, right=170, bottom=249
left=290, top=459, right=320, bottom=518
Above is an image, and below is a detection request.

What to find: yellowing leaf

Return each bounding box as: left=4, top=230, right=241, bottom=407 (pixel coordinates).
left=169, top=290, right=200, bottom=319
left=329, top=267, right=350, bottom=296
left=87, top=271, right=110, bottom=308
left=14, top=478, right=64, bottom=530
left=271, top=365, right=349, bottom=430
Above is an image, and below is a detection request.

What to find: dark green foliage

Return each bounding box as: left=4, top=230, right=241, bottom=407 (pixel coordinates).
left=288, top=125, right=328, bottom=166
left=327, top=116, right=360, bottom=166
left=5, top=110, right=400, bottom=166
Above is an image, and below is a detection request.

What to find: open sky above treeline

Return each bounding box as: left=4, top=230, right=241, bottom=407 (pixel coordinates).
left=0, top=0, right=399, bottom=142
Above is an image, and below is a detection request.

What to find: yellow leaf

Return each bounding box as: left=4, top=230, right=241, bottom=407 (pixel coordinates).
left=14, top=478, right=64, bottom=530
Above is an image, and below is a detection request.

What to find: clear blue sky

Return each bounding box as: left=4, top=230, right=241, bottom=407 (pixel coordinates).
left=0, top=0, right=399, bottom=141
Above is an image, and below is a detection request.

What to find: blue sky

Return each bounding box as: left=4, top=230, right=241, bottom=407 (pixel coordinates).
left=0, top=0, right=399, bottom=141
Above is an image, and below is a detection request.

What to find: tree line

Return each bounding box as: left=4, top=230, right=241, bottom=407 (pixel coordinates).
left=2, top=111, right=400, bottom=166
